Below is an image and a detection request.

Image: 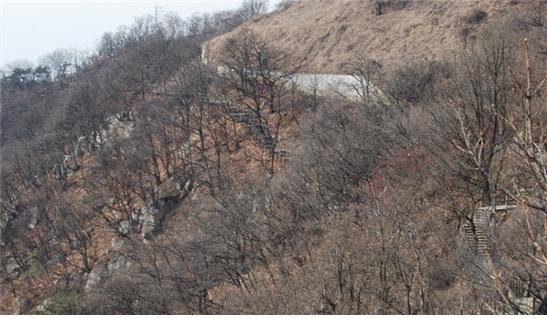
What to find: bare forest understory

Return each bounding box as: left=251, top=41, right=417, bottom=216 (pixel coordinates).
left=1, top=0, right=546, bottom=315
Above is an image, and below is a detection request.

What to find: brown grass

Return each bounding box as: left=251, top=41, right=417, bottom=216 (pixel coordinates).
left=205, top=0, right=540, bottom=74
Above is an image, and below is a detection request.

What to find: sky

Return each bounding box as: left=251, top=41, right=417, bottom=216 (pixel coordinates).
left=1, top=0, right=280, bottom=68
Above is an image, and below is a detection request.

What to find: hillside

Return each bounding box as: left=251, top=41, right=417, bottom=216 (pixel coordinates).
left=205, top=0, right=545, bottom=73
left=1, top=0, right=546, bottom=315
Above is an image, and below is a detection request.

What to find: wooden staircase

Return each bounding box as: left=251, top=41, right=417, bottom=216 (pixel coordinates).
left=225, top=105, right=251, bottom=124
left=462, top=208, right=492, bottom=257
left=461, top=195, right=546, bottom=313
left=224, top=105, right=275, bottom=150
left=462, top=194, right=517, bottom=257
left=462, top=220, right=477, bottom=251
left=473, top=208, right=493, bottom=256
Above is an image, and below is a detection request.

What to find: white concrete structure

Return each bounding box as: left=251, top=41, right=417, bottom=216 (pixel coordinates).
left=287, top=73, right=383, bottom=100
left=216, top=65, right=384, bottom=101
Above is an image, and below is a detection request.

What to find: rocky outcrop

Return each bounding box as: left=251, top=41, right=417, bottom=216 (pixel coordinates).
left=138, top=178, right=195, bottom=239
left=5, top=257, right=22, bottom=276
left=26, top=206, right=39, bottom=230
left=110, top=237, right=126, bottom=252
left=3, top=255, right=29, bottom=280
left=139, top=205, right=161, bottom=239
left=85, top=254, right=132, bottom=290
left=117, top=220, right=131, bottom=236
left=51, top=110, right=136, bottom=182
left=74, top=135, right=99, bottom=157
left=52, top=272, right=78, bottom=292
left=95, top=110, right=135, bottom=147
left=53, top=155, right=80, bottom=180
left=0, top=207, right=17, bottom=247
left=139, top=196, right=179, bottom=239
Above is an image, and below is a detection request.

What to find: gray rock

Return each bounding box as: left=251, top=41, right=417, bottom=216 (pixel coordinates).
left=140, top=205, right=160, bottom=239
left=75, top=136, right=88, bottom=158
left=0, top=210, right=14, bottom=247
left=63, top=154, right=79, bottom=177
left=53, top=154, right=80, bottom=179
left=106, top=254, right=129, bottom=273
left=110, top=237, right=125, bottom=252
left=118, top=220, right=131, bottom=236
left=5, top=257, right=21, bottom=275
left=85, top=254, right=131, bottom=290
left=53, top=273, right=78, bottom=292
left=27, top=206, right=39, bottom=230
left=183, top=180, right=193, bottom=193
left=139, top=197, right=179, bottom=239
left=36, top=298, right=51, bottom=312
left=115, top=110, right=133, bottom=122
left=85, top=263, right=106, bottom=290
left=131, top=209, right=140, bottom=223
left=96, top=111, right=135, bottom=147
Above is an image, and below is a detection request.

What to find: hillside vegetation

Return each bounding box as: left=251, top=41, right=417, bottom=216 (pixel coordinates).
left=206, top=0, right=546, bottom=73
left=1, top=0, right=546, bottom=315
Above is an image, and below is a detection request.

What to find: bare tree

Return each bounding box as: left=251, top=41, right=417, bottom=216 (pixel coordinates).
left=220, top=29, right=298, bottom=174
left=340, top=52, right=382, bottom=104
left=239, top=0, right=269, bottom=20
left=39, top=49, right=75, bottom=79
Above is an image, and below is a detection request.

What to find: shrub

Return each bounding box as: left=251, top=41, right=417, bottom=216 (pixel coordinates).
left=385, top=61, right=451, bottom=104
left=371, top=0, right=412, bottom=15
left=275, top=0, right=297, bottom=11
left=428, top=260, right=456, bottom=290
left=464, top=9, right=488, bottom=24
left=37, top=291, right=84, bottom=315
left=27, top=249, right=45, bottom=278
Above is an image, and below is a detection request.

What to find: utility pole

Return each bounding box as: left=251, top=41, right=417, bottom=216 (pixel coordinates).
left=154, top=1, right=163, bottom=25
left=155, top=1, right=158, bottom=24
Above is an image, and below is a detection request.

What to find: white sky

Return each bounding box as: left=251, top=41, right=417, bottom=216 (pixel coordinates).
left=1, top=0, right=280, bottom=67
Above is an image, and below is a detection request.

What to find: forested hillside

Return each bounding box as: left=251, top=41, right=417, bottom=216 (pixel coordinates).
left=1, top=0, right=546, bottom=314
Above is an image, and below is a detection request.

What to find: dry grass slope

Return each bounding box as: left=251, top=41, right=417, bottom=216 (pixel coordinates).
left=206, top=0, right=543, bottom=73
